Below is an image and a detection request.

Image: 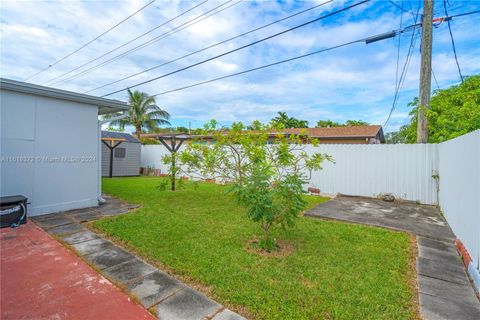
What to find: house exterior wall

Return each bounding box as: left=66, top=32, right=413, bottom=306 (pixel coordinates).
left=1, top=89, right=99, bottom=216
left=101, top=142, right=141, bottom=176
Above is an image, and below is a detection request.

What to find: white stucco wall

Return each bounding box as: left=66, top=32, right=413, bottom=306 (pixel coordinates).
left=1, top=89, right=99, bottom=216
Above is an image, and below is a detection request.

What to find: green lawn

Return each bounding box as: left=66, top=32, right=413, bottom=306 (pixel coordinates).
left=94, top=177, right=417, bottom=319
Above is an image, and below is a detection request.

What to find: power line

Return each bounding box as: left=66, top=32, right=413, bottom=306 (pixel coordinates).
left=24, top=0, right=156, bottom=81
left=443, top=0, right=464, bottom=82
left=150, top=24, right=422, bottom=97
left=449, top=10, right=480, bottom=18
left=46, top=0, right=239, bottom=86
left=432, top=68, right=440, bottom=90
left=44, top=0, right=212, bottom=85
left=394, top=1, right=405, bottom=94
left=102, top=0, right=371, bottom=97
left=384, top=0, right=421, bottom=128
left=84, top=0, right=334, bottom=94
left=382, top=7, right=479, bottom=128
left=388, top=0, right=415, bottom=16
left=57, top=0, right=243, bottom=86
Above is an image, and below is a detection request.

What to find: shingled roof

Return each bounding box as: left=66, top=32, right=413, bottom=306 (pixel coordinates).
left=101, top=131, right=140, bottom=143
left=283, top=125, right=384, bottom=141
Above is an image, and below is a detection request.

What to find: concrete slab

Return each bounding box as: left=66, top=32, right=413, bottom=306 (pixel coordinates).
left=48, top=222, right=86, bottom=236
left=128, top=270, right=185, bottom=308
left=417, top=256, right=468, bottom=286
left=212, top=308, right=247, bottom=320
left=100, top=207, right=131, bottom=216
left=418, top=275, right=479, bottom=306
left=0, top=222, right=154, bottom=320
left=65, top=207, right=98, bottom=215
left=84, top=247, right=136, bottom=270
left=70, top=211, right=104, bottom=222
left=418, top=237, right=457, bottom=254
left=418, top=244, right=462, bottom=265
left=306, top=196, right=455, bottom=241
left=420, top=293, right=480, bottom=320
left=103, top=258, right=157, bottom=284
left=155, top=287, right=222, bottom=320
left=33, top=214, right=75, bottom=229
left=72, top=238, right=113, bottom=255
left=62, top=230, right=100, bottom=244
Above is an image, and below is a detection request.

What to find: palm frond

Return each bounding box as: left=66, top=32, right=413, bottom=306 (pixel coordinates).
left=147, top=110, right=171, bottom=119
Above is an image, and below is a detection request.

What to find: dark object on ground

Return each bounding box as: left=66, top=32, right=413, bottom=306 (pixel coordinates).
left=308, top=187, right=321, bottom=194
left=381, top=193, right=395, bottom=202
left=1, top=195, right=28, bottom=228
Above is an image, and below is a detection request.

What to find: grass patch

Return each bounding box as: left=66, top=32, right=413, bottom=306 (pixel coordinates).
left=94, top=177, right=417, bottom=319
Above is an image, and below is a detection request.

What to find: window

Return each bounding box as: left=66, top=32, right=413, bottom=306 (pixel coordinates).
left=114, top=147, right=126, bottom=158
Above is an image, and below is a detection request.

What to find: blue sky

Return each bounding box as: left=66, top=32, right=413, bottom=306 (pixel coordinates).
left=1, top=0, right=479, bottom=132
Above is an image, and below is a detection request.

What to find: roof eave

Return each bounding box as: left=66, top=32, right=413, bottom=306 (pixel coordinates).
left=0, top=78, right=128, bottom=114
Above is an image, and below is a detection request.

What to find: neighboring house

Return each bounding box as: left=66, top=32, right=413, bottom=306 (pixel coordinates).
left=142, top=125, right=385, bottom=145
left=282, top=126, right=385, bottom=144
left=101, top=131, right=141, bottom=177
left=0, top=78, right=128, bottom=216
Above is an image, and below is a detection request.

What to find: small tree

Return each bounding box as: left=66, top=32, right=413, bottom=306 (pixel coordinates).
left=179, top=122, right=333, bottom=251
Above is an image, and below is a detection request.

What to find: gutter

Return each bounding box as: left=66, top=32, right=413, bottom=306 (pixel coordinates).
left=0, top=78, right=127, bottom=111
left=97, top=111, right=129, bottom=203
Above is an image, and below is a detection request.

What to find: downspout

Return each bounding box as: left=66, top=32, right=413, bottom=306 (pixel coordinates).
left=97, top=111, right=128, bottom=203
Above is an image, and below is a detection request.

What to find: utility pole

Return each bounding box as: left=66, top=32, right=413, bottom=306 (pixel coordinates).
left=417, top=0, right=434, bottom=143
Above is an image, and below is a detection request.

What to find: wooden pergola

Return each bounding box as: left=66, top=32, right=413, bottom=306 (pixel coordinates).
left=101, top=137, right=126, bottom=178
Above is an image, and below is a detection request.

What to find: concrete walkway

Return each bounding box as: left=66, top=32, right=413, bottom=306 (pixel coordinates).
left=1, top=222, right=154, bottom=320
left=306, top=195, right=480, bottom=320
left=33, top=195, right=245, bottom=320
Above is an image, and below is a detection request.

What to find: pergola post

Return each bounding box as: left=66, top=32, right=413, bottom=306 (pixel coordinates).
left=101, top=138, right=126, bottom=178
left=157, top=135, right=187, bottom=191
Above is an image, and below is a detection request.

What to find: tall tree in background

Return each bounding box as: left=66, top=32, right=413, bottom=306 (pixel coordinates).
left=344, top=120, right=369, bottom=126
left=316, top=119, right=369, bottom=127
left=393, top=75, right=480, bottom=143
left=270, top=112, right=308, bottom=128
left=107, top=89, right=170, bottom=139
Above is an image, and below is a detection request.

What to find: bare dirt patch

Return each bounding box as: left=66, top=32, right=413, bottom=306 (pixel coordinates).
left=245, top=237, right=294, bottom=258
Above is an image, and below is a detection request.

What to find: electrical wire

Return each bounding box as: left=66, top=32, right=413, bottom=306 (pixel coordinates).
left=384, top=0, right=421, bottom=128
left=389, top=0, right=415, bottom=16
left=443, top=0, right=464, bottom=82
left=84, top=0, right=334, bottom=94
left=432, top=68, right=441, bottom=90
left=383, top=7, right=480, bottom=128
left=46, top=0, right=239, bottom=86
left=394, top=1, right=404, bottom=93
left=44, top=0, right=212, bottom=85
left=24, top=0, right=156, bottom=81
left=102, top=0, right=371, bottom=97
left=149, top=24, right=422, bottom=97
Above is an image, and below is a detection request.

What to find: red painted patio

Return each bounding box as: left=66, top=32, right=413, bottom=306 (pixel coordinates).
left=0, top=222, right=155, bottom=320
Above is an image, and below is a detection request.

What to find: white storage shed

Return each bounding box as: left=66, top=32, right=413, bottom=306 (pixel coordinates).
left=0, top=78, right=128, bottom=216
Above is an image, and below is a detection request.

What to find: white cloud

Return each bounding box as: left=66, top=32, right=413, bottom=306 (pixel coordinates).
left=1, top=0, right=479, bottom=131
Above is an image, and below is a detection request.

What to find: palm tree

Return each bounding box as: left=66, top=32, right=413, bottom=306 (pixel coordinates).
left=107, top=89, right=170, bottom=139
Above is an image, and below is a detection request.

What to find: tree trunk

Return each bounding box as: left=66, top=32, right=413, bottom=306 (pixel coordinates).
left=135, top=126, right=142, bottom=140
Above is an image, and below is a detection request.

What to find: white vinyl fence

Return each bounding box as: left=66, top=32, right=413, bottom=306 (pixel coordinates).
left=141, top=131, right=479, bottom=271
left=438, top=130, right=479, bottom=271
left=142, top=143, right=439, bottom=204
left=304, top=144, right=439, bottom=204
left=142, top=144, right=187, bottom=174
